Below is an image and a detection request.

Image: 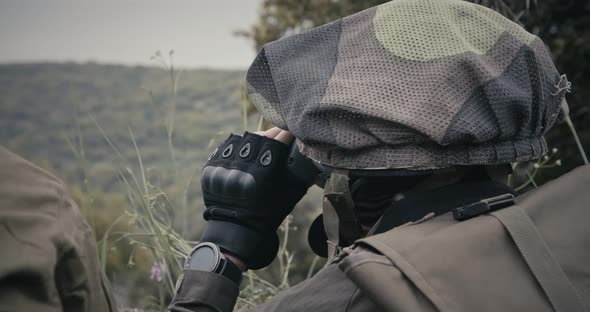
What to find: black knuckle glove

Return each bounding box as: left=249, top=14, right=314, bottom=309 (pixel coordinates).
left=200, top=131, right=310, bottom=269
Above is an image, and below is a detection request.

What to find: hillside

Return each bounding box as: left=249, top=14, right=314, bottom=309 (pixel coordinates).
left=0, top=63, right=246, bottom=191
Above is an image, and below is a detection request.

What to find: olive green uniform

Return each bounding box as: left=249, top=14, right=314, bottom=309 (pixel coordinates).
left=0, top=147, right=117, bottom=312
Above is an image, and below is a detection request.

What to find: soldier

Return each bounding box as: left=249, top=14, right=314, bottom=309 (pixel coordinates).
left=0, top=146, right=118, bottom=311
left=170, top=0, right=589, bottom=311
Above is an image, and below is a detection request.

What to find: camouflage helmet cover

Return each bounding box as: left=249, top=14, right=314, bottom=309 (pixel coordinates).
left=245, top=0, right=569, bottom=170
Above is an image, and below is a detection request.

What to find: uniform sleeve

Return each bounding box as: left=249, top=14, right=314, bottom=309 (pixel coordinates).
left=169, top=270, right=240, bottom=312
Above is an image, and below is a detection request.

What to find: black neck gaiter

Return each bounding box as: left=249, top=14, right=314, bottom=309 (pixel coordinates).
left=350, top=175, right=430, bottom=226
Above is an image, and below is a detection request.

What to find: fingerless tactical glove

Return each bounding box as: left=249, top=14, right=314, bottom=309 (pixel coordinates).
left=200, top=132, right=311, bottom=269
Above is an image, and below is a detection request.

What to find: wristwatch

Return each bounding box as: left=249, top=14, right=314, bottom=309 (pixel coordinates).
left=185, top=242, right=243, bottom=285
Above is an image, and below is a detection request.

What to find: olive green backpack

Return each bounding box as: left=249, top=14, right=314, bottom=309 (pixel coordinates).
left=338, top=165, right=590, bottom=312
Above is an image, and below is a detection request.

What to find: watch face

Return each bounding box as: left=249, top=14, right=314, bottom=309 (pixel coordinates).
left=187, top=244, right=219, bottom=271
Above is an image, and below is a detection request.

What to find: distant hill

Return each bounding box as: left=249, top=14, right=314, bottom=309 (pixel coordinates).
left=0, top=63, right=246, bottom=192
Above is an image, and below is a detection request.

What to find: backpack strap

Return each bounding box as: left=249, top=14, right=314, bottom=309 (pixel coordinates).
left=491, top=206, right=587, bottom=312
left=322, top=169, right=362, bottom=262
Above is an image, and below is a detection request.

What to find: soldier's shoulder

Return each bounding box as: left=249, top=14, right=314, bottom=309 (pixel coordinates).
left=0, top=146, right=69, bottom=217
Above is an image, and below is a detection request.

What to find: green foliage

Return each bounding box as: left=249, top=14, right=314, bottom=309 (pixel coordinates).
left=69, top=188, right=161, bottom=309
left=237, top=0, right=386, bottom=50
left=519, top=0, right=590, bottom=180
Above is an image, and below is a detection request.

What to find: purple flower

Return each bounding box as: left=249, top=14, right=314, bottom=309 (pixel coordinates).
left=150, top=261, right=167, bottom=282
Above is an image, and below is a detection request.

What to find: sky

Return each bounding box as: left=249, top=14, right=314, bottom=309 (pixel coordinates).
left=0, top=0, right=262, bottom=69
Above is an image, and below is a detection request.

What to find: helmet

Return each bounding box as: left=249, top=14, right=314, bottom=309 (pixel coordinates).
left=245, top=0, right=569, bottom=171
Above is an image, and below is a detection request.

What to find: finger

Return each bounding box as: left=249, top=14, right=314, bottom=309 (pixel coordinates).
left=274, top=130, right=294, bottom=145
left=254, top=127, right=282, bottom=139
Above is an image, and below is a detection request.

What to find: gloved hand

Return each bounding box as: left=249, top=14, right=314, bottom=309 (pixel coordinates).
left=199, top=128, right=312, bottom=269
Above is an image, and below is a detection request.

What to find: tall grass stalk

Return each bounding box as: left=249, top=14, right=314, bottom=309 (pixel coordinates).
left=564, top=115, right=589, bottom=165
left=65, top=104, right=96, bottom=236
left=149, top=50, right=191, bottom=236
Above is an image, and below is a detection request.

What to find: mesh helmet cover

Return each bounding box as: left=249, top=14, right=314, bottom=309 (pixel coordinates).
left=246, top=0, right=568, bottom=170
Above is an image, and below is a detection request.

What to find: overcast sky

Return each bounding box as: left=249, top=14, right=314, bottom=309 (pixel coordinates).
left=0, top=0, right=262, bottom=69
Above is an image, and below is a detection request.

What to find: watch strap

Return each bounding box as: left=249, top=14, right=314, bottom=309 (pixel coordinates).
left=219, top=255, right=243, bottom=285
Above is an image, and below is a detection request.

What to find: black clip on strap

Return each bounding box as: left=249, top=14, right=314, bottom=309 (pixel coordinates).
left=453, top=193, right=515, bottom=221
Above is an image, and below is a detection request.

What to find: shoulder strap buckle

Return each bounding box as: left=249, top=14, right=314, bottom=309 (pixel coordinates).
left=453, top=193, right=515, bottom=221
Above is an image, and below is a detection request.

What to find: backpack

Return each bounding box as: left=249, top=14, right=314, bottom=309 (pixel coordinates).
left=337, top=165, right=590, bottom=312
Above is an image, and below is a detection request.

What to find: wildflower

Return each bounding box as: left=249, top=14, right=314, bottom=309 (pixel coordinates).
left=552, top=148, right=559, bottom=154
left=150, top=261, right=167, bottom=283
left=555, top=159, right=562, bottom=166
